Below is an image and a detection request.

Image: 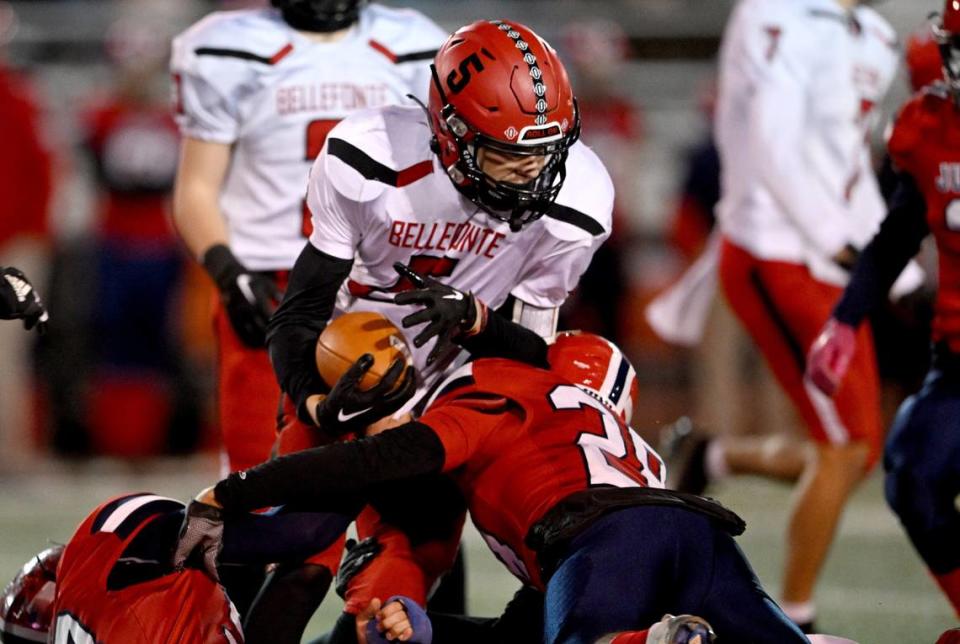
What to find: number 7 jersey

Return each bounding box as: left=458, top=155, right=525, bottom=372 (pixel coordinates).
left=170, top=5, right=446, bottom=271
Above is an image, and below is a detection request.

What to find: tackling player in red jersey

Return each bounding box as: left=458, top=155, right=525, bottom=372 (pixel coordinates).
left=0, top=493, right=359, bottom=643
left=807, top=0, right=960, bottom=628
left=178, top=332, right=813, bottom=644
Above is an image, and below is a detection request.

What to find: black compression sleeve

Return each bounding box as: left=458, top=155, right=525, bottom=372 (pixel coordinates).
left=220, top=509, right=355, bottom=565
left=267, top=244, right=353, bottom=423
left=214, top=422, right=445, bottom=513
left=458, top=302, right=549, bottom=368
left=833, top=172, right=929, bottom=327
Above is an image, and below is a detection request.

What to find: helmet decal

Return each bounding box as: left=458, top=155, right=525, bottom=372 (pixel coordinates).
left=492, top=21, right=549, bottom=125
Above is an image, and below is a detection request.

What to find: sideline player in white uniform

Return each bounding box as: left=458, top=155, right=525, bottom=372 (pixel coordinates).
left=170, top=0, right=446, bottom=474
left=699, top=0, right=901, bottom=632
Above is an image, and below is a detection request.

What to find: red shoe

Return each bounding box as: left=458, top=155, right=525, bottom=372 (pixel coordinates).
left=937, top=628, right=960, bottom=644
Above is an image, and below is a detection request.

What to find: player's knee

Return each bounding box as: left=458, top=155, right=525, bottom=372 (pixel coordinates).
left=884, top=465, right=934, bottom=526
left=815, top=441, right=871, bottom=483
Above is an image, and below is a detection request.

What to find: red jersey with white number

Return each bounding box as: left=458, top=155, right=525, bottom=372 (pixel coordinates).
left=889, top=87, right=960, bottom=351
left=52, top=494, right=244, bottom=643
left=418, top=359, right=664, bottom=590
left=170, top=5, right=445, bottom=270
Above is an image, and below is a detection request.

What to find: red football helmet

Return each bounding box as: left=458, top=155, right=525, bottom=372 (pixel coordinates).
left=428, top=20, right=580, bottom=231
left=0, top=546, right=62, bottom=643
left=935, top=0, right=960, bottom=93
left=906, top=27, right=944, bottom=91
left=547, top=331, right=639, bottom=425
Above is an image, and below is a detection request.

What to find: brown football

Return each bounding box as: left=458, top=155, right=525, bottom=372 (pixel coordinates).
left=315, top=311, right=411, bottom=390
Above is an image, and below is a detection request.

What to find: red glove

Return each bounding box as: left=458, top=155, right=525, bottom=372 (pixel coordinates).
left=806, top=318, right=857, bottom=397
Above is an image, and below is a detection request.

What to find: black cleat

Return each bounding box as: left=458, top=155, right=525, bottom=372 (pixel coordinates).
left=660, top=416, right=711, bottom=495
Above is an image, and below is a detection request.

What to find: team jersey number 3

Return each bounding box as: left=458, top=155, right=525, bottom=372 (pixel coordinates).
left=301, top=119, right=340, bottom=237
left=549, top=384, right=665, bottom=489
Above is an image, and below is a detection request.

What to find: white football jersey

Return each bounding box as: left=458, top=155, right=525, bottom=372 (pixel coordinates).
left=715, top=0, right=889, bottom=267
left=171, top=5, right=447, bottom=270
left=306, top=105, right=613, bottom=387
left=806, top=4, right=905, bottom=285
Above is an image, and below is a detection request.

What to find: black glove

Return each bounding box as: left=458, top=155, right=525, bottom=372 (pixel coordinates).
left=0, top=267, right=48, bottom=332
left=172, top=496, right=225, bottom=582
left=335, top=537, right=382, bottom=598
left=202, top=244, right=282, bottom=348
left=832, top=243, right=861, bottom=272
left=392, top=262, right=486, bottom=366
left=315, top=353, right=417, bottom=435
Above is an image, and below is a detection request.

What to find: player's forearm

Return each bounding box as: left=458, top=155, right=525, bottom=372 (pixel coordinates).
left=267, top=243, right=354, bottom=421
left=214, top=423, right=444, bottom=512
left=172, top=138, right=232, bottom=262
left=833, top=172, right=929, bottom=327
left=458, top=302, right=550, bottom=368
left=171, top=179, right=229, bottom=262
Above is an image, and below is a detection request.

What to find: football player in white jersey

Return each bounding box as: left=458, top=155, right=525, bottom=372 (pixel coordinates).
left=268, top=19, right=611, bottom=434
left=169, top=0, right=446, bottom=636
left=264, top=19, right=611, bottom=636
left=170, top=0, right=445, bottom=474
left=698, top=0, right=901, bottom=632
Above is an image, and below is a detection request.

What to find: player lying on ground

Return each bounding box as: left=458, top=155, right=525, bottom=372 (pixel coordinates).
left=175, top=332, right=813, bottom=644
left=0, top=493, right=377, bottom=643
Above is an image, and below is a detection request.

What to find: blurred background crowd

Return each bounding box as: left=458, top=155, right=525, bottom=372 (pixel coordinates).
left=0, top=0, right=938, bottom=467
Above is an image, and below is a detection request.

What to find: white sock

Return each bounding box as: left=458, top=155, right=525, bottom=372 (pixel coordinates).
left=780, top=600, right=816, bottom=625
left=704, top=439, right=729, bottom=480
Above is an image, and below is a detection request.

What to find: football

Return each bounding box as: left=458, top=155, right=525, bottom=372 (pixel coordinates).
left=315, top=311, right=411, bottom=390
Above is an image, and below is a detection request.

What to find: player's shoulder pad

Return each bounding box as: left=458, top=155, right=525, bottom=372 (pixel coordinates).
left=889, top=86, right=950, bottom=161
left=320, top=105, right=435, bottom=201
left=172, top=9, right=292, bottom=80
left=542, top=141, right=613, bottom=243
left=855, top=5, right=900, bottom=52
left=422, top=363, right=477, bottom=412
left=87, top=493, right=184, bottom=540
left=421, top=360, right=535, bottom=415
left=361, top=4, right=447, bottom=63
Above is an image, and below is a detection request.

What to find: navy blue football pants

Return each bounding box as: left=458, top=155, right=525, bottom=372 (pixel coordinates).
left=885, top=366, right=960, bottom=575
left=544, top=505, right=808, bottom=644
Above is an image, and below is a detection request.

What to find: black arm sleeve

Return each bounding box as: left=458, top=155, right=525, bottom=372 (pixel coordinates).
left=267, top=244, right=353, bottom=423
left=214, top=422, right=445, bottom=513
left=219, top=508, right=355, bottom=565
left=833, top=172, right=930, bottom=327
left=457, top=299, right=549, bottom=369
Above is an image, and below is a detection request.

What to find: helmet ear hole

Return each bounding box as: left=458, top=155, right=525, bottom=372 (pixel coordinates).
left=1, top=545, right=64, bottom=640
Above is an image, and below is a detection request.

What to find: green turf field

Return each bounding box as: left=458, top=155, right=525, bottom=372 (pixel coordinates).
left=0, top=456, right=953, bottom=643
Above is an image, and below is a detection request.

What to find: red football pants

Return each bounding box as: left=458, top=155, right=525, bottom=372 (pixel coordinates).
left=343, top=506, right=465, bottom=616
left=718, top=238, right=883, bottom=469
left=216, top=296, right=344, bottom=573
